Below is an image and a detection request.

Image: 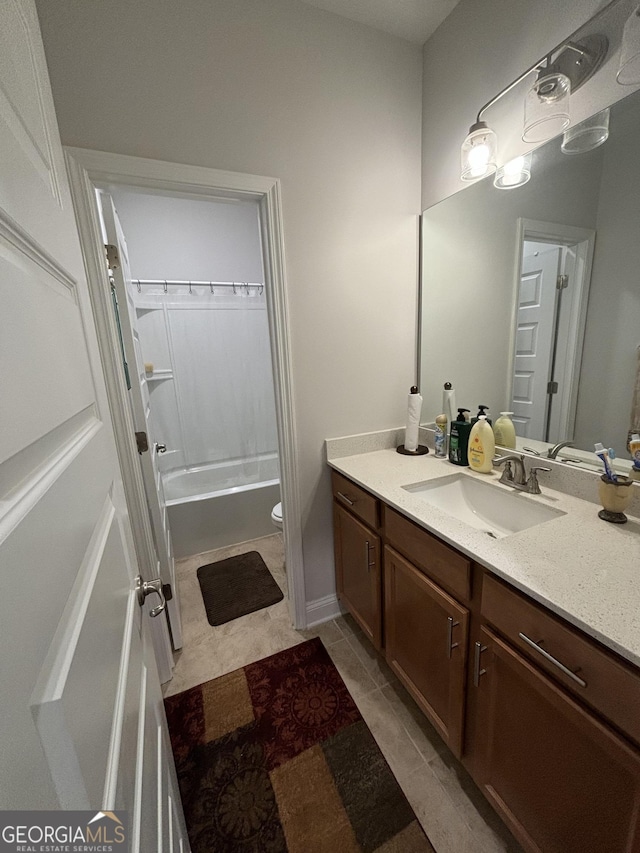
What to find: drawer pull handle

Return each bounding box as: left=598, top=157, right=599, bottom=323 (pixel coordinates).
left=337, top=491, right=355, bottom=506
left=447, top=616, right=460, bottom=658
left=518, top=632, right=587, bottom=688
left=474, top=641, right=488, bottom=686
left=365, top=540, right=375, bottom=572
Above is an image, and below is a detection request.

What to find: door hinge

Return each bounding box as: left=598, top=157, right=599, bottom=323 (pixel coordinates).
left=135, top=431, right=149, bottom=454
left=162, top=583, right=173, bottom=602
left=105, top=243, right=120, bottom=271
left=556, top=274, right=569, bottom=290
left=547, top=380, right=559, bottom=394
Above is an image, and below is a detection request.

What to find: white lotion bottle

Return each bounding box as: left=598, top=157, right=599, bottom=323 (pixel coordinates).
left=493, top=412, right=516, bottom=449
left=468, top=415, right=495, bottom=473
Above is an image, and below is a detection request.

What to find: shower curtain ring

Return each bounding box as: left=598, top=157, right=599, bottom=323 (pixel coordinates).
left=136, top=280, right=141, bottom=293
left=209, top=283, right=214, bottom=294
left=188, top=281, right=192, bottom=294
left=259, top=284, right=264, bottom=295
left=163, top=280, right=168, bottom=294
left=232, top=283, right=237, bottom=294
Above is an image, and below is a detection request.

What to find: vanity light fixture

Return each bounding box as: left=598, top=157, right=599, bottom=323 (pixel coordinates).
left=460, top=121, right=497, bottom=181
left=493, top=153, right=532, bottom=189
left=617, top=4, right=640, bottom=84
left=460, top=34, right=608, bottom=181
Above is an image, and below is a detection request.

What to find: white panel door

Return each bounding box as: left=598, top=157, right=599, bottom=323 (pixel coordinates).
left=0, top=2, right=188, bottom=848
left=510, top=246, right=560, bottom=439
left=100, top=193, right=183, bottom=650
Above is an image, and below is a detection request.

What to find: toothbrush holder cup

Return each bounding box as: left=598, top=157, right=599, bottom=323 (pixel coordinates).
left=598, top=475, right=634, bottom=523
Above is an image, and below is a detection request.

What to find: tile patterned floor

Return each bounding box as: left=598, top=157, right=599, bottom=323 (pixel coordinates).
left=164, top=533, right=522, bottom=853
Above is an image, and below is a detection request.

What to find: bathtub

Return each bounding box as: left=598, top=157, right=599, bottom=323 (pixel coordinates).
left=164, top=455, right=281, bottom=558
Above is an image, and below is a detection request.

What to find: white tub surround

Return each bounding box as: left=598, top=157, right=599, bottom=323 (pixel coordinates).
left=326, top=432, right=640, bottom=668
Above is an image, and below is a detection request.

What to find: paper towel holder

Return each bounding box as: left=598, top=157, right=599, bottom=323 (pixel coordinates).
left=397, top=444, right=429, bottom=456
left=397, top=385, right=429, bottom=455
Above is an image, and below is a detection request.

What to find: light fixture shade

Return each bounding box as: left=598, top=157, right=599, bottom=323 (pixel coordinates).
left=617, top=5, right=640, bottom=85
left=493, top=153, right=532, bottom=189
left=522, top=71, right=571, bottom=143
left=561, top=108, right=610, bottom=154
left=460, top=121, right=497, bottom=181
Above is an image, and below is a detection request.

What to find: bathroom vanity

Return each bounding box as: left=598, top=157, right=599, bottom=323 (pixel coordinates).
left=328, top=438, right=640, bottom=853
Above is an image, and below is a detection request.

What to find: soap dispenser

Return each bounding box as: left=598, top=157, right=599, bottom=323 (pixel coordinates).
left=493, top=412, right=517, bottom=449
left=471, top=405, right=492, bottom=426
left=468, top=415, right=495, bottom=473
left=449, top=408, right=471, bottom=466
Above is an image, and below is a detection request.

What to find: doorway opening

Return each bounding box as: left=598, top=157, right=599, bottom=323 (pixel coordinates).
left=509, top=219, right=595, bottom=444
left=66, top=150, right=306, bottom=683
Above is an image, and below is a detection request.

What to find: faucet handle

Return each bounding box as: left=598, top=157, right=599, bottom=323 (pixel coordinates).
left=526, top=465, right=551, bottom=494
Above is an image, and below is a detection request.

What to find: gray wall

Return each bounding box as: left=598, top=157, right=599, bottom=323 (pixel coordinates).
left=36, top=0, right=422, bottom=608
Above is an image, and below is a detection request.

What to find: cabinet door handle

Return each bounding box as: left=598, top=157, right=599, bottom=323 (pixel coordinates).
left=518, top=633, right=587, bottom=688
left=365, top=540, right=375, bottom=572
left=447, top=616, right=460, bottom=658
left=474, top=641, right=488, bottom=687
left=337, top=491, right=354, bottom=506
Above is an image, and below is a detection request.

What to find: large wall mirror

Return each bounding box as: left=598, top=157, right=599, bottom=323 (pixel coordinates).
left=419, top=7, right=640, bottom=473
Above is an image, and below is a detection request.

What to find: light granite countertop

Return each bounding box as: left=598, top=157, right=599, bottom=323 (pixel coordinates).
left=327, top=437, right=640, bottom=669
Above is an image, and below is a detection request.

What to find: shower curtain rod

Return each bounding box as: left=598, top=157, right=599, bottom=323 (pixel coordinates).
left=131, top=278, right=264, bottom=294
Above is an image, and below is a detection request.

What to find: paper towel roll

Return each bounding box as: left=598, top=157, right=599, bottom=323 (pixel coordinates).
left=405, top=388, right=423, bottom=452
left=443, top=382, right=456, bottom=426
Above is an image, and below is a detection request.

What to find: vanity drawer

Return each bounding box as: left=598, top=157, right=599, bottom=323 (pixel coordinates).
left=384, top=507, right=471, bottom=601
left=331, top=471, right=380, bottom=530
left=481, top=573, right=640, bottom=746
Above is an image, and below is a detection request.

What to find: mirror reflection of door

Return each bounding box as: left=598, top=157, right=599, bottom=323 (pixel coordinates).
left=510, top=221, right=595, bottom=445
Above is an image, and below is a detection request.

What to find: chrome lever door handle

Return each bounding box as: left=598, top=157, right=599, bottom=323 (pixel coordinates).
left=136, top=575, right=166, bottom=617
left=155, top=442, right=167, bottom=454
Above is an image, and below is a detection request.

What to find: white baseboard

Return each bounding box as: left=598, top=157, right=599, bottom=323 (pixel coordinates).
left=305, top=593, right=343, bottom=628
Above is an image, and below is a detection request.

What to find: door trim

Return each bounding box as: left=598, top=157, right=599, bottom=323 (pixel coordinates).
left=64, top=147, right=306, bottom=630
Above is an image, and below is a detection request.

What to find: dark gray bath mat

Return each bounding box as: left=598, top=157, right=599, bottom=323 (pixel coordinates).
left=197, top=550, right=284, bottom=626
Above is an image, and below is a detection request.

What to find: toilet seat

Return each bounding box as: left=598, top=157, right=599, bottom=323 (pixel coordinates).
left=271, top=501, right=283, bottom=527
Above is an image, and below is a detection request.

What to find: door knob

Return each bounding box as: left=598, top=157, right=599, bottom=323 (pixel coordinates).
left=155, top=442, right=167, bottom=454
left=135, top=575, right=166, bottom=617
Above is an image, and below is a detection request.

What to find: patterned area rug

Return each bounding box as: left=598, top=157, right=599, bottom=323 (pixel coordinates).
left=164, top=637, right=435, bottom=852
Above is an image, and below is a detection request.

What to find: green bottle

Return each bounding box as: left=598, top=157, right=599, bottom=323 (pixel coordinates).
left=449, top=408, right=471, bottom=466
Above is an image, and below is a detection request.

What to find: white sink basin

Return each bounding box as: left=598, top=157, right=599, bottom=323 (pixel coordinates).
left=402, top=473, right=566, bottom=539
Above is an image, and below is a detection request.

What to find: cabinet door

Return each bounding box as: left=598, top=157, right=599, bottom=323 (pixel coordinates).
left=384, top=546, right=469, bottom=757
left=473, top=626, right=640, bottom=853
left=333, top=502, right=381, bottom=649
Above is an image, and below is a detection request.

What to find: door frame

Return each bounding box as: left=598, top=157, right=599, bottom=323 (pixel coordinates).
left=507, top=218, right=595, bottom=443
left=65, top=147, right=307, bottom=630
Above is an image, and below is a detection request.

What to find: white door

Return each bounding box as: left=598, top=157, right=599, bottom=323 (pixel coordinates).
left=100, top=193, right=183, bottom=651
left=0, top=1, right=188, bottom=847
left=510, top=244, right=561, bottom=439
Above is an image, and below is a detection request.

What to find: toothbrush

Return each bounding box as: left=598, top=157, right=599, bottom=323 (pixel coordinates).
left=594, top=443, right=617, bottom=483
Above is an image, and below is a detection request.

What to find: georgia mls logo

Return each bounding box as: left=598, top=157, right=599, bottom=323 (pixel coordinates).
left=0, top=810, right=128, bottom=852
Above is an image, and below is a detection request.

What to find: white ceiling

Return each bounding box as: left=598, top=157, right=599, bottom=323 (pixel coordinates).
left=298, top=0, right=461, bottom=45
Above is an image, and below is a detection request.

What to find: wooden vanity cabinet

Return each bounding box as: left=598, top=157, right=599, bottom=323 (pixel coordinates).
left=473, top=625, right=640, bottom=853
left=330, top=469, right=640, bottom=852
left=332, top=472, right=382, bottom=649
left=384, top=546, right=469, bottom=757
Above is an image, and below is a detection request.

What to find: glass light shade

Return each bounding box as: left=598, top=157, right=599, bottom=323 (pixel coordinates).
left=617, top=6, right=640, bottom=85
left=460, top=121, right=497, bottom=181
left=493, top=153, right=532, bottom=189
left=561, top=108, right=610, bottom=154
left=522, top=72, right=571, bottom=143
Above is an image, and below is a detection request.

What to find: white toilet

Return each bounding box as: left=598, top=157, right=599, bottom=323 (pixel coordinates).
left=271, top=501, right=283, bottom=531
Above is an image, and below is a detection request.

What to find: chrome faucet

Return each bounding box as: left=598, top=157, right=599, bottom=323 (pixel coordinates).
left=546, top=440, right=575, bottom=460
left=493, top=454, right=551, bottom=495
